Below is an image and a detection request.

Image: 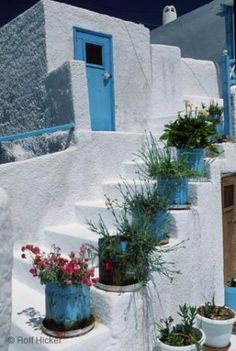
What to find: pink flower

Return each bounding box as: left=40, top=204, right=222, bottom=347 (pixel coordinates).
left=32, top=246, right=40, bottom=255
left=29, top=268, right=37, bottom=277
left=69, top=252, right=75, bottom=259
left=65, top=263, right=75, bottom=274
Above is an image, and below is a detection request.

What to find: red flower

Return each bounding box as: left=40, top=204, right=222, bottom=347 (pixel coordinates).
left=32, top=246, right=40, bottom=255
left=104, top=262, right=113, bottom=271
left=21, top=246, right=25, bottom=252
left=29, top=268, right=37, bottom=277
left=64, top=262, right=75, bottom=274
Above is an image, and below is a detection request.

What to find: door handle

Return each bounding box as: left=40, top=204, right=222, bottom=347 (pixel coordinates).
left=230, top=220, right=236, bottom=224
left=103, top=72, right=112, bottom=80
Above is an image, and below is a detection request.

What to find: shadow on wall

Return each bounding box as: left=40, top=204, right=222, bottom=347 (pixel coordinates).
left=0, top=129, right=74, bottom=164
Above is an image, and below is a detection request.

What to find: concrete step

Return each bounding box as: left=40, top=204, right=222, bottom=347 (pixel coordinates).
left=43, top=222, right=99, bottom=253
left=75, top=200, right=122, bottom=230
left=148, top=115, right=176, bottom=135
left=9, top=278, right=111, bottom=351
left=120, top=160, right=144, bottom=179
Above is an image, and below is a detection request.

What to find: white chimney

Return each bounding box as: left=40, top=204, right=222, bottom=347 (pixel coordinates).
left=162, top=5, right=177, bottom=25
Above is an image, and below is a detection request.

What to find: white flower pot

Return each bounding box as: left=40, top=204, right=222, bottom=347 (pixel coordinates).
left=196, top=311, right=236, bottom=348
left=156, top=328, right=206, bottom=351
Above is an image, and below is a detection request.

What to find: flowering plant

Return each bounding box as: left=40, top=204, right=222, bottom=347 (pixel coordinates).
left=157, top=304, right=202, bottom=347
left=160, top=100, right=219, bottom=154
left=21, top=244, right=98, bottom=287
left=199, top=101, right=223, bottom=125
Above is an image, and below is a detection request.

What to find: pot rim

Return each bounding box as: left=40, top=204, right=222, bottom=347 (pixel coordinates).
left=196, top=306, right=236, bottom=325
left=157, top=327, right=206, bottom=349
left=94, top=281, right=144, bottom=293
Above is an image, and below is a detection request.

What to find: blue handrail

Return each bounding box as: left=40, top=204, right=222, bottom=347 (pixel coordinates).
left=0, top=123, right=75, bottom=143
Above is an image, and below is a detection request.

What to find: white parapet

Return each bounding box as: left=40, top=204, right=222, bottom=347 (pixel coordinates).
left=181, top=57, right=220, bottom=99
left=0, top=189, right=13, bottom=351
left=150, top=44, right=184, bottom=118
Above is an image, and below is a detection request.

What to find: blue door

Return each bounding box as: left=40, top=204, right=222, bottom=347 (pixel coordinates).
left=74, top=28, right=115, bottom=131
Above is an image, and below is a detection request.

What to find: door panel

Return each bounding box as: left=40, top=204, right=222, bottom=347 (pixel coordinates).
left=222, top=175, right=236, bottom=282
left=74, top=28, right=115, bottom=131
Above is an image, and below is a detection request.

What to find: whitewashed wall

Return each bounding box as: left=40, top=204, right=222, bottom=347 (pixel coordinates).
left=0, top=132, right=145, bottom=242
left=0, top=2, right=48, bottom=135
left=42, top=0, right=152, bottom=132
left=0, top=189, right=12, bottom=351
left=151, top=44, right=184, bottom=118
left=181, top=57, right=220, bottom=102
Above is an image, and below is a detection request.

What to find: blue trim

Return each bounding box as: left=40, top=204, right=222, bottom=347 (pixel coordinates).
left=73, top=26, right=112, bottom=39
left=222, top=51, right=232, bottom=137
left=224, top=5, right=233, bottom=58
left=0, top=123, right=74, bottom=143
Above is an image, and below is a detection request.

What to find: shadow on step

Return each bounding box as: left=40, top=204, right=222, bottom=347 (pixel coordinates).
left=17, top=307, right=43, bottom=331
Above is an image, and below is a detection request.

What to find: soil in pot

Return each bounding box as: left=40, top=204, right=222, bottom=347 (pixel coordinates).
left=197, top=305, right=235, bottom=320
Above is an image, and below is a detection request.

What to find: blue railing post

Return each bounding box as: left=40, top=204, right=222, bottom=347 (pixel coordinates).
left=222, top=50, right=232, bottom=138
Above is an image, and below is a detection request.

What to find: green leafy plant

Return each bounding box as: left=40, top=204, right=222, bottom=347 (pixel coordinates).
left=160, top=100, right=219, bottom=154
left=137, top=132, right=199, bottom=179
left=158, top=304, right=202, bottom=349
left=106, top=178, right=170, bottom=237
left=207, top=101, right=223, bottom=117
left=88, top=203, right=182, bottom=282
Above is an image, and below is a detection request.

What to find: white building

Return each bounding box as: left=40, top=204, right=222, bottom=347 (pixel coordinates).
left=0, top=1, right=235, bottom=350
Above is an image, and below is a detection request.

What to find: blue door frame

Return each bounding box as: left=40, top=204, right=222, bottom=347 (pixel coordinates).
left=73, top=28, right=115, bottom=131
left=222, top=5, right=235, bottom=138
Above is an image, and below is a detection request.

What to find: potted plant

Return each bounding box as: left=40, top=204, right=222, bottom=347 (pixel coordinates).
left=156, top=304, right=206, bottom=350
left=111, top=178, right=170, bottom=242
left=137, top=133, right=198, bottom=206
left=160, top=100, right=219, bottom=175
left=21, top=244, right=97, bottom=337
left=225, top=277, right=236, bottom=312
left=88, top=206, right=182, bottom=292
left=207, top=100, right=224, bottom=139
left=196, top=298, right=236, bottom=348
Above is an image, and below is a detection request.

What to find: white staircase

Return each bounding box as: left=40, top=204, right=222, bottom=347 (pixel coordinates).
left=9, top=139, right=233, bottom=351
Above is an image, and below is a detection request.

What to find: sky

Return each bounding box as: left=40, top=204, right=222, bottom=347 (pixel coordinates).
left=0, top=0, right=212, bottom=30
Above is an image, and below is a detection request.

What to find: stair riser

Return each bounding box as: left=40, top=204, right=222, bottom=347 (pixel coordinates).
left=75, top=205, right=121, bottom=230
left=43, top=231, right=99, bottom=257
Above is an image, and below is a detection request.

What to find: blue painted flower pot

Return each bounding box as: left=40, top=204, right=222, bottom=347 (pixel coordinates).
left=117, top=240, right=128, bottom=252
left=157, top=176, right=188, bottom=205
left=177, top=148, right=205, bottom=175
left=225, top=285, right=236, bottom=312
left=131, top=209, right=168, bottom=240
left=45, top=283, right=91, bottom=330
left=149, top=211, right=168, bottom=240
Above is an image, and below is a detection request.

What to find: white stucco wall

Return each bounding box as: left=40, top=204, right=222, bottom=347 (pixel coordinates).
left=181, top=57, right=220, bottom=100
left=42, top=0, right=152, bottom=132
left=0, top=1, right=48, bottom=135
left=0, top=132, right=145, bottom=242
left=151, top=44, right=184, bottom=118
left=0, top=189, right=12, bottom=351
